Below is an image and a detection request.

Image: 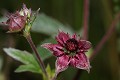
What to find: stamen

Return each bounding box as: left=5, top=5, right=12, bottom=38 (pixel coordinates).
left=65, top=38, right=78, bottom=52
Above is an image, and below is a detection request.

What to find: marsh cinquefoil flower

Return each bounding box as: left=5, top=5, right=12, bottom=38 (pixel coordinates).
left=42, top=31, right=91, bottom=74
left=2, top=4, right=31, bottom=33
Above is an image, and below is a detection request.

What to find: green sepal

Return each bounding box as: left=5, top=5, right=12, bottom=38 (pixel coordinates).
left=42, top=64, right=55, bottom=80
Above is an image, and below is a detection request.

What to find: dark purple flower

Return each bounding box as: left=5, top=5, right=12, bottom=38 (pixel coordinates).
left=42, top=31, right=91, bottom=73
left=2, top=4, right=31, bottom=33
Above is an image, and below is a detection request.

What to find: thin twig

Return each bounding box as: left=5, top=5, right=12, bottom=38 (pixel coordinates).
left=25, top=34, right=48, bottom=78
left=83, top=0, right=89, bottom=40
left=90, top=12, right=120, bottom=61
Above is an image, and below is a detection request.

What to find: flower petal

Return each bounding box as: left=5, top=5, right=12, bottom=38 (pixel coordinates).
left=56, top=31, right=70, bottom=46
left=4, top=11, right=27, bottom=33
left=41, top=43, right=64, bottom=57
left=79, top=40, right=91, bottom=50
left=70, top=53, right=91, bottom=72
left=56, top=55, right=70, bottom=73
left=72, top=33, right=77, bottom=39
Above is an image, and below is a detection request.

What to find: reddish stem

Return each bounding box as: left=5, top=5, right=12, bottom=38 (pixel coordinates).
left=90, top=12, right=120, bottom=61
left=73, top=12, right=120, bottom=80
left=25, top=34, right=48, bottom=78
left=83, top=0, right=89, bottom=40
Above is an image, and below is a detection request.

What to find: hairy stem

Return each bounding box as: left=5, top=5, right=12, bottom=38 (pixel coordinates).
left=25, top=33, right=48, bottom=78
left=83, top=0, right=89, bottom=40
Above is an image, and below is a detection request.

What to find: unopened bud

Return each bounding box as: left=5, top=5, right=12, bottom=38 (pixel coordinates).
left=2, top=4, right=31, bottom=33
left=4, top=11, right=26, bottom=33
left=19, top=4, right=31, bottom=18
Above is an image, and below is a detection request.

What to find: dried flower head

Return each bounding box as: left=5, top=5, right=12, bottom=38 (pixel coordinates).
left=2, top=4, right=31, bottom=33
left=42, top=31, right=91, bottom=74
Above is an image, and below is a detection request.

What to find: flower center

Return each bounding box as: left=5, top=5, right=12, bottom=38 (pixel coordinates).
left=65, top=38, right=78, bottom=52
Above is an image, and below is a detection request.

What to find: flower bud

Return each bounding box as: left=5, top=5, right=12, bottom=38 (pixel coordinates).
left=2, top=4, right=31, bottom=33
left=19, top=4, right=31, bottom=18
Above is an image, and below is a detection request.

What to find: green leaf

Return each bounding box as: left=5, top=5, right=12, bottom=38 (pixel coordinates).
left=46, top=64, right=55, bottom=78
left=3, top=48, right=41, bottom=73
left=86, top=48, right=93, bottom=58
left=32, top=13, right=73, bottom=35
left=4, top=48, right=37, bottom=65
left=42, top=64, right=55, bottom=80
left=37, top=47, right=52, bottom=60
left=15, top=64, right=41, bottom=73
left=37, top=37, right=56, bottom=60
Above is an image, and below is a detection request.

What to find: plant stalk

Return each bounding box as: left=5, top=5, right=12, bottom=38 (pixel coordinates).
left=83, top=0, right=89, bottom=40
left=90, top=12, right=120, bottom=60
left=25, top=33, right=48, bottom=78
left=73, top=12, right=120, bottom=80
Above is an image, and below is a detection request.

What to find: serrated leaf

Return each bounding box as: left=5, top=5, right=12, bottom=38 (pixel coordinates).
left=4, top=48, right=37, bottom=65
left=15, top=64, right=42, bottom=73
left=32, top=13, right=73, bottom=35
left=3, top=48, right=41, bottom=73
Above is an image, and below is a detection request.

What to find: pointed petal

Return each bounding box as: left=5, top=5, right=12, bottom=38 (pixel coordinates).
left=41, top=43, right=64, bottom=57
left=56, top=55, right=69, bottom=73
left=72, top=33, right=77, bottom=39
left=79, top=40, right=91, bottom=50
left=56, top=31, right=70, bottom=46
left=70, top=53, right=91, bottom=72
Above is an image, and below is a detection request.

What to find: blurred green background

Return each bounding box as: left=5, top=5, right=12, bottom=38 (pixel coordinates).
left=0, top=0, right=120, bottom=80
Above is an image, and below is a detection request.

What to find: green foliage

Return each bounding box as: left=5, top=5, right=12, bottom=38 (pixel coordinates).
left=42, top=64, right=55, bottom=80
left=46, top=64, right=55, bottom=78
left=37, top=37, right=56, bottom=60
left=32, top=13, right=73, bottom=35
left=3, top=48, right=41, bottom=73
left=0, top=13, right=73, bottom=35
left=86, top=48, right=93, bottom=58
left=15, top=64, right=41, bottom=73
left=37, top=46, right=52, bottom=60
left=0, top=0, right=120, bottom=80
